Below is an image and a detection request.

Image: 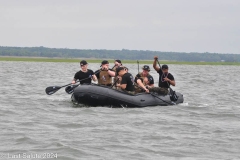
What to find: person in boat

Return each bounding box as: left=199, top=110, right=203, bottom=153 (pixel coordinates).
left=95, top=60, right=115, bottom=86
left=115, top=67, right=135, bottom=94
left=134, top=65, right=154, bottom=93
left=72, top=60, right=97, bottom=84
left=112, top=59, right=123, bottom=71
left=112, top=59, right=123, bottom=88
left=112, top=59, right=129, bottom=89
left=134, top=75, right=153, bottom=93
left=134, top=74, right=170, bottom=95
left=153, top=56, right=175, bottom=95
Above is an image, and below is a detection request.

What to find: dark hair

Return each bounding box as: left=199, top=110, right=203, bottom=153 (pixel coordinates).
left=116, top=67, right=125, bottom=75
left=101, top=60, right=109, bottom=64
left=100, top=60, right=109, bottom=67
left=115, top=59, right=122, bottom=64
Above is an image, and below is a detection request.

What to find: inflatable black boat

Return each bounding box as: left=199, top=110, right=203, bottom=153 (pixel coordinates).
left=71, top=84, right=184, bottom=108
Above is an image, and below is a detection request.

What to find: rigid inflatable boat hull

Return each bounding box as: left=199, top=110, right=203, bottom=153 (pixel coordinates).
left=71, top=84, right=184, bottom=108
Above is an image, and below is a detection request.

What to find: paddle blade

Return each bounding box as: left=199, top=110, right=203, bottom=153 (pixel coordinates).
left=45, top=86, right=61, bottom=95
left=169, top=89, right=178, bottom=101
left=65, top=85, right=79, bottom=94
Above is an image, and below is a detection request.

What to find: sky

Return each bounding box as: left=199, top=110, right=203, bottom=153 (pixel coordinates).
left=0, top=0, right=240, bottom=54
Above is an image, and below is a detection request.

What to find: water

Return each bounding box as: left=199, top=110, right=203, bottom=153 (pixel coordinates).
left=0, top=61, right=240, bottom=160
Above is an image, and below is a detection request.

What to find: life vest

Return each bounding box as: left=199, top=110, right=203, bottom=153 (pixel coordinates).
left=98, top=70, right=112, bottom=85
left=112, top=66, right=118, bottom=72
left=134, top=72, right=151, bottom=93
left=137, top=72, right=150, bottom=85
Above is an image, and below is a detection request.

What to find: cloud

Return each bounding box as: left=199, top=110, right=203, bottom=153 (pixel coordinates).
left=0, top=0, right=239, bottom=54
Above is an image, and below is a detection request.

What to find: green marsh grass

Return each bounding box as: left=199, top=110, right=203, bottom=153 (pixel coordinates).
left=1, top=56, right=240, bottom=65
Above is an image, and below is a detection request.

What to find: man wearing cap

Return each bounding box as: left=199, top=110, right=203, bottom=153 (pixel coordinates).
left=72, top=60, right=97, bottom=84
left=153, top=56, right=175, bottom=94
left=115, top=67, right=135, bottom=94
left=134, top=65, right=154, bottom=93
left=95, top=60, right=115, bottom=86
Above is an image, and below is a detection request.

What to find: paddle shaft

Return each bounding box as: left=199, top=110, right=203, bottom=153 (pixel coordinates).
left=65, top=68, right=109, bottom=94
left=46, top=69, right=101, bottom=95
left=136, top=84, right=174, bottom=105
left=111, top=78, right=119, bottom=88
left=62, top=81, right=78, bottom=88
left=150, top=92, right=175, bottom=105
left=137, top=60, right=139, bottom=73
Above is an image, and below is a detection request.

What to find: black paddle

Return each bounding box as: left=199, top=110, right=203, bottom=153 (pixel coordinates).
left=65, top=73, right=98, bottom=94
left=64, top=74, right=95, bottom=94
left=65, top=64, right=118, bottom=94
left=45, top=82, right=78, bottom=95
left=156, top=59, right=178, bottom=101
left=46, top=69, right=100, bottom=95
left=137, top=60, right=139, bottom=73
left=149, top=92, right=176, bottom=105
left=111, top=78, right=119, bottom=88
left=136, top=84, right=175, bottom=105
left=65, top=84, right=79, bottom=94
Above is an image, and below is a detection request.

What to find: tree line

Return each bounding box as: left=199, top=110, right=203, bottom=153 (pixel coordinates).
left=0, top=46, right=239, bottom=62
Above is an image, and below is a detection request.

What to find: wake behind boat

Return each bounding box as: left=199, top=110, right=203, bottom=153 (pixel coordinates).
left=71, top=84, right=184, bottom=108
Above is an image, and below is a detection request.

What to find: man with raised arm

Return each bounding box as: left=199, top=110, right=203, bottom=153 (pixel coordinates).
left=152, top=56, right=175, bottom=94
left=95, top=60, right=115, bottom=86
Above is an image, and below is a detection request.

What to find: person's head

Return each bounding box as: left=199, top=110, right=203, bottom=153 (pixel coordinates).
left=114, top=59, right=122, bottom=67
left=101, top=60, right=109, bottom=70
left=162, top=64, right=169, bottom=74
left=144, top=75, right=154, bottom=85
left=142, top=65, right=150, bottom=76
left=116, top=67, right=126, bottom=77
left=80, top=60, right=88, bottom=71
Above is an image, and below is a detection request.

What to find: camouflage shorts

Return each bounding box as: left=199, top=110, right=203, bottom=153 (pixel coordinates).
left=149, top=87, right=168, bottom=95
left=116, top=88, right=135, bottom=95
left=134, top=87, right=143, bottom=94
left=125, top=91, right=135, bottom=95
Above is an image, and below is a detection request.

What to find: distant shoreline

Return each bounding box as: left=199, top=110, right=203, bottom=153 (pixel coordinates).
left=0, top=56, right=240, bottom=65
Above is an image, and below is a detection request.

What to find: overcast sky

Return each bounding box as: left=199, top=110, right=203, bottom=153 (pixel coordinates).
left=0, top=0, right=239, bottom=54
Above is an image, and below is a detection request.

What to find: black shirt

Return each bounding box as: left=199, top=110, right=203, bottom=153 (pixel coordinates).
left=74, top=69, right=94, bottom=84
left=157, top=69, right=174, bottom=88
left=121, top=73, right=135, bottom=91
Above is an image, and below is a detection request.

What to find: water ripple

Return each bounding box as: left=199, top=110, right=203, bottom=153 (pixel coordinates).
left=0, top=62, right=240, bottom=159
